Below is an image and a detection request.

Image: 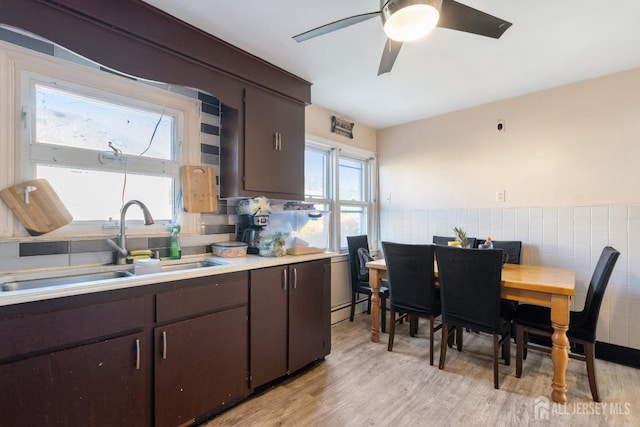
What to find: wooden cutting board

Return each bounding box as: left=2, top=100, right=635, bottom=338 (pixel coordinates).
left=181, top=165, right=218, bottom=212
left=0, top=178, right=73, bottom=236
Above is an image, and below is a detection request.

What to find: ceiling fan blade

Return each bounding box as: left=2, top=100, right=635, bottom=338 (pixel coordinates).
left=437, top=0, right=512, bottom=39
left=378, top=38, right=403, bottom=75
left=293, top=11, right=380, bottom=42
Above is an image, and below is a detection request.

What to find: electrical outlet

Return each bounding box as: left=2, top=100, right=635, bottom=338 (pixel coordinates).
left=496, top=190, right=505, bottom=202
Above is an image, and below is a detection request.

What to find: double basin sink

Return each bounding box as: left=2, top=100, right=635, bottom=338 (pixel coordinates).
left=1, top=260, right=224, bottom=292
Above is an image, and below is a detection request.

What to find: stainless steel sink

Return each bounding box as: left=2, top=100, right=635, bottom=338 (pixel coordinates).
left=159, top=259, right=225, bottom=272
left=1, top=259, right=227, bottom=292
left=1, top=270, right=135, bottom=292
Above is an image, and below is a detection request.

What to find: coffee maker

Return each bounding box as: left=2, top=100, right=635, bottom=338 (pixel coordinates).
left=238, top=214, right=268, bottom=254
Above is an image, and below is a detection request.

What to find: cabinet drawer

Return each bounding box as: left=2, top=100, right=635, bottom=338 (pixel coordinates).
left=155, top=273, right=248, bottom=323
left=0, top=297, right=144, bottom=361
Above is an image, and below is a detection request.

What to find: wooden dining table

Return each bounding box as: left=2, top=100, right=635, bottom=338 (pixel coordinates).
left=366, top=258, right=576, bottom=403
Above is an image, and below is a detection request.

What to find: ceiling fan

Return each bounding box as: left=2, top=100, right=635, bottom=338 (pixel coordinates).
left=293, top=0, right=512, bottom=75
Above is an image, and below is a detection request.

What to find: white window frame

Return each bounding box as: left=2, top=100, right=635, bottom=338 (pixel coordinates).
left=304, top=141, right=333, bottom=207
left=305, top=135, right=378, bottom=253
left=337, top=153, right=372, bottom=250
left=0, top=40, right=201, bottom=236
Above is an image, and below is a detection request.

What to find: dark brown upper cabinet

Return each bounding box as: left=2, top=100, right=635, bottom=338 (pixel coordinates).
left=220, top=87, right=305, bottom=200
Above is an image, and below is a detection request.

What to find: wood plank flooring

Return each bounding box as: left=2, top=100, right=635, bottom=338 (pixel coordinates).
left=205, top=315, right=640, bottom=426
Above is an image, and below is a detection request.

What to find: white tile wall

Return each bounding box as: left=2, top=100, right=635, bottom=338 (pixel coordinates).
left=379, top=204, right=639, bottom=350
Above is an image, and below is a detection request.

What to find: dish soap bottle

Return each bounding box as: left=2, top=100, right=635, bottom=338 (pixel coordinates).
left=169, top=226, right=181, bottom=259
left=483, top=236, right=493, bottom=249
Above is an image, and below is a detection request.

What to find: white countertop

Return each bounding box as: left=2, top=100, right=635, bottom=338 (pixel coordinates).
left=0, top=252, right=335, bottom=307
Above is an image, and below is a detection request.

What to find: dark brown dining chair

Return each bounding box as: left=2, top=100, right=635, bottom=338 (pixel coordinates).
left=433, top=235, right=477, bottom=249
left=432, top=235, right=455, bottom=246
left=514, top=246, right=620, bottom=402
left=492, top=240, right=522, bottom=264
left=435, top=245, right=513, bottom=389
left=493, top=240, right=523, bottom=318
left=347, top=235, right=389, bottom=332
left=473, top=240, right=522, bottom=316
left=382, top=242, right=441, bottom=365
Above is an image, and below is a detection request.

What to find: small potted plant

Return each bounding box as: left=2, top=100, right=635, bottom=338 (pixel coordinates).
left=453, top=227, right=470, bottom=248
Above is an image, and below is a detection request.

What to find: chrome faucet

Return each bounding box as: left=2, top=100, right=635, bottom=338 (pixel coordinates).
left=106, top=200, right=154, bottom=265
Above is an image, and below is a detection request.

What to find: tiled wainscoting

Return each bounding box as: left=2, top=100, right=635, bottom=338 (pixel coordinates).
left=379, top=205, right=640, bottom=350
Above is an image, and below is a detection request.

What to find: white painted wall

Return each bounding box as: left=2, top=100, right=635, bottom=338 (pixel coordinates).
left=375, top=68, right=640, bottom=350
left=377, top=68, right=640, bottom=210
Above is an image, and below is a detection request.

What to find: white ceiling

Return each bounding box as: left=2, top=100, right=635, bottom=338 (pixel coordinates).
left=142, top=0, right=640, bottom=129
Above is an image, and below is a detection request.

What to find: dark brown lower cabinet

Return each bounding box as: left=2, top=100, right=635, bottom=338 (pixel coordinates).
left=0, top=261, right=329, bottom=426
left=154, top=306, right=249, bottom=427
left=0, top=332, right=149, bottom=427
left=288, top=259, right=331, bottom=373
left=250, top=266, right=288, bottom=387
left=250, top=259, right=331, bottom=388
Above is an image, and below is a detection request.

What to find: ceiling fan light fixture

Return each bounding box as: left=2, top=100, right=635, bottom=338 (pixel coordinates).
left=381, top=0, right=441, bottom=42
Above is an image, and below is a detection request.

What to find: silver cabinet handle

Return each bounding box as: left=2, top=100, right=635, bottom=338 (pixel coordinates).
left=273, top=132, right=282, bottom=151
left=135, top=339, right=141, bottom=370
left=162, top=331, right=167, bottom=360
left=283, top=268, right=288, bottom=290
left=274, top=132, right=282, bottom=151
left=293, top=267, right=297, bottom=289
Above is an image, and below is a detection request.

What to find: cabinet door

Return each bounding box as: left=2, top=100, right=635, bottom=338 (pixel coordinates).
left=0, top=333, right=149, bottom=427
left=250, top=266, right=288, bottom=388
left=288, top=260, right=331, bottom=373
left=244, top=86, right=304, bottom=198
left=154, top=306, right=249, bottom=427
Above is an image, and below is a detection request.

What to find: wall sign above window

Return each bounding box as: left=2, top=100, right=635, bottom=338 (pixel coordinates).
left=331, top=116, right=354, bottom=139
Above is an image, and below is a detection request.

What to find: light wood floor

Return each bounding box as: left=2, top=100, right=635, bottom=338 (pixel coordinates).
left=205, top=315, right=640, bottom=426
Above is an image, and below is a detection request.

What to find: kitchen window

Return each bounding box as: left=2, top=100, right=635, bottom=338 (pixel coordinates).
left=14, top=49, right=200, bottom=230
left=305, top=140, right=376, bottom=252
left=338, top=156, right=369, bottom=249
left=304, top=145, right=331, bottom=211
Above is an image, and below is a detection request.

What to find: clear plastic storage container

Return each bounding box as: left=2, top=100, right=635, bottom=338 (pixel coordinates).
left=211, top=241, right=248, bottom=257
left=265, top=210, right=330, bottom=255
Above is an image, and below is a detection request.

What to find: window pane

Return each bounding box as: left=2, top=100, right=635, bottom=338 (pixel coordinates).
left=339, top=157, right=365, bottom=201
left=340, top=204, right=367, bottom=248
left=35, top=84, right=174, bottom=160
left=305, top=149, right=328, bottom=198
left=309, top=202, right=329, bottom=211
left=37, top=165, right=173, bottom=221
